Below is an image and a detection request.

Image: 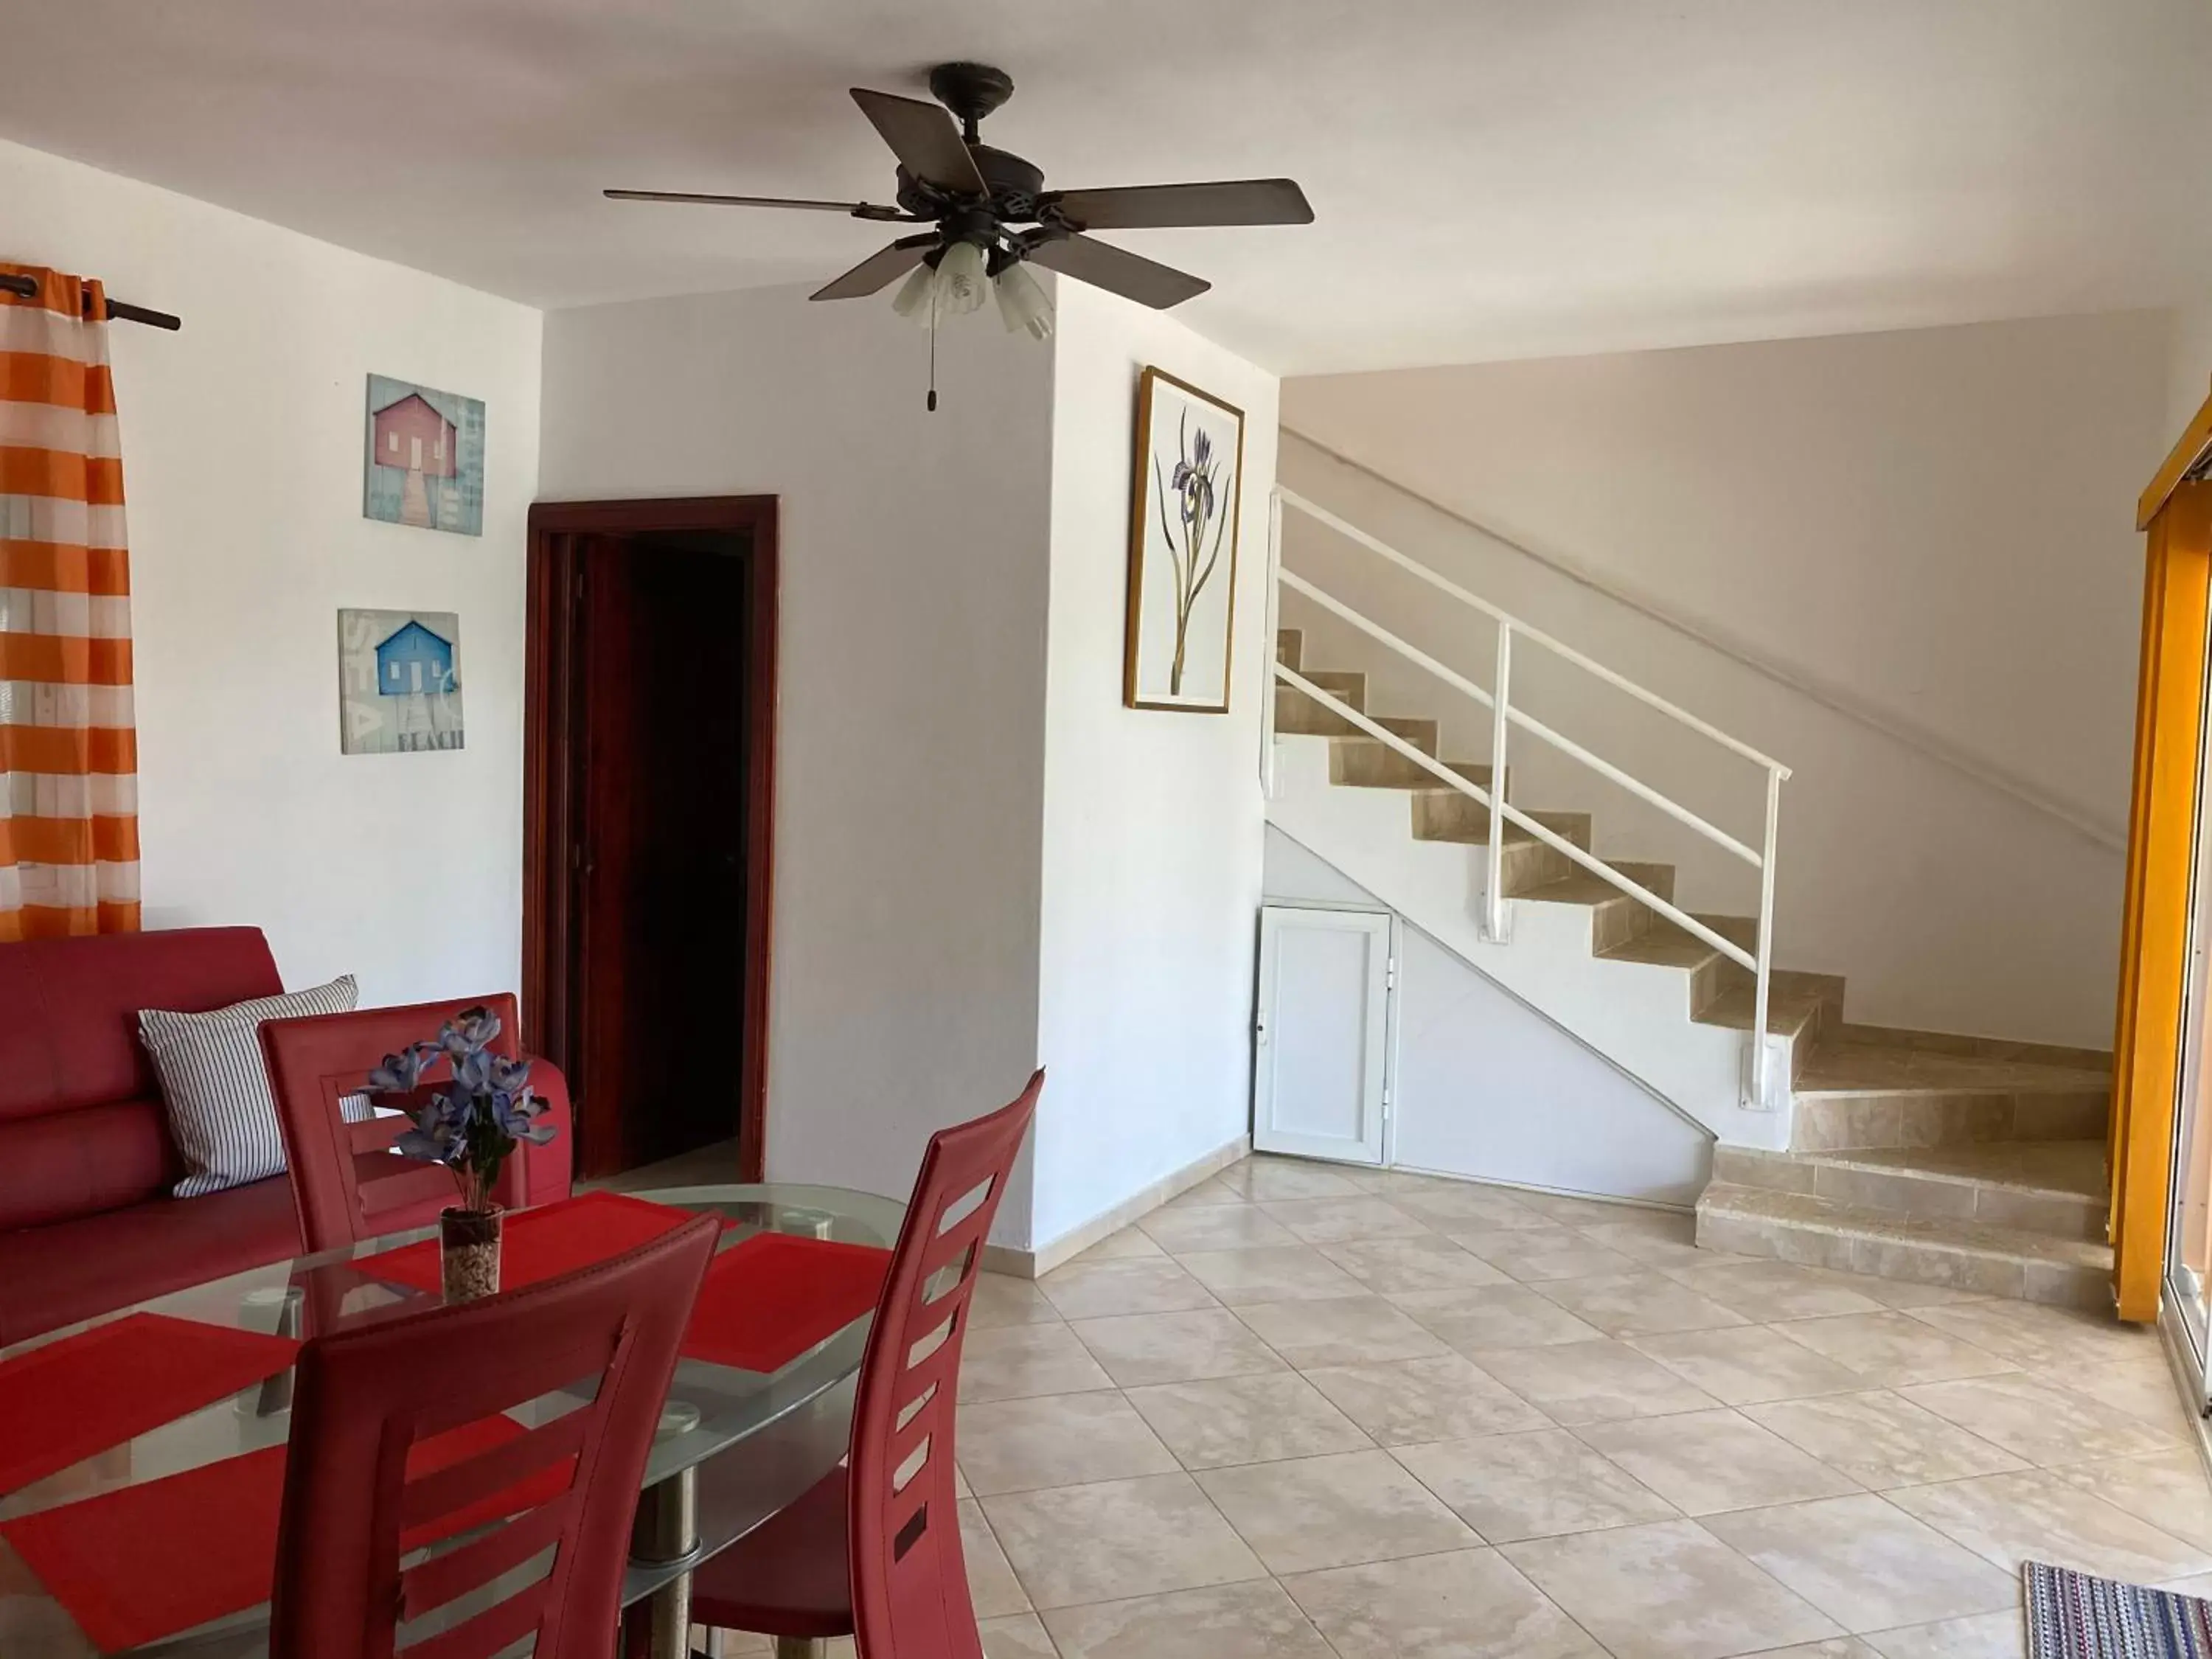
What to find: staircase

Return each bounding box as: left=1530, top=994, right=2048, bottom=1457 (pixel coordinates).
left=1270, top=623, right=2116, bottom=1310
left=1699, top=1037, right=2113, bottom=1307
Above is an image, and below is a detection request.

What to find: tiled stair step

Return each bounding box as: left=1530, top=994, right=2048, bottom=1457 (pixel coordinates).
left=1411, top=802, right=1590, bottom=894
left=1692, top=979, right=1835, bottom=1043
left=1411, top=793, right=1590, bottom=849
left=1695, top=1179, right=2111, bottom=1309
left=1599, top=911, right=1750, bottom=970
left=1789, top=1039, right=2112, bottom=1152
left=1713, top=1141, right=2107, bottom=1241
left=1830, top=1023, right=2114, bottom=1074
left=1593, top=914, right=1844, bottom=1046
left=1512, top=869, right=1683, bottom=953
left=1299, top=669, right=1367, bottom=711
left=1274, top=686, right=1440, bottom=749
left=1792, top=1088, right=2111, bottom=1152
left=1795, top=1040, right=2112, bottom=1096
left=1332, top=741, right=1504, bottom=793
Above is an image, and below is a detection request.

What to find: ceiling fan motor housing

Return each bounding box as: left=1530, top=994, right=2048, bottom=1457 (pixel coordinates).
left=928, top=60, right=1015, bottom=133
left=894, top=147, right=1044, bottom=228
left=900, top=61, right=1046, bottom=236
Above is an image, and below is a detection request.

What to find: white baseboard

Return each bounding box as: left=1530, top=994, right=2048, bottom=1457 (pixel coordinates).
left=981, top=1135, right=1251, bottom=1280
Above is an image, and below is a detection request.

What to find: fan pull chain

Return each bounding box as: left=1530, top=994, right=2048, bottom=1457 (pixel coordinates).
left=927, top=288, right=939, bottom=414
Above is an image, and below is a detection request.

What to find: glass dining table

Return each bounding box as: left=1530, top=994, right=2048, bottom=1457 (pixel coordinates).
left=0, top=1182, right=904, bottom=1658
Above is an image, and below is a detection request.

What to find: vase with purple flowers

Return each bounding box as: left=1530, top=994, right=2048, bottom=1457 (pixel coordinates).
left=366, top=1005, right=558, bottom=1303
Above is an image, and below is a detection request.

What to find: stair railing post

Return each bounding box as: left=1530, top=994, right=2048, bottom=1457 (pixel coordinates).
left=1262, top=487, right=1283, bottom=799
left=1749, top=765, right=1783, bottom=1106
left=1486, top=618, right=1513, bottom=943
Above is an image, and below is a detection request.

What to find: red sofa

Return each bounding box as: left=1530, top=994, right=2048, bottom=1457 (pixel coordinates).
left=0, top=927, right=570, bottom=1348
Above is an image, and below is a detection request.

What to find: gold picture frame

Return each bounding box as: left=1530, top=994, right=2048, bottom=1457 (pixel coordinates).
left=1123, top=366, right=1245, bottom=713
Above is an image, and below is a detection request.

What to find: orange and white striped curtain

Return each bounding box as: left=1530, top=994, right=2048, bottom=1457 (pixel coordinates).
left=0, top=265, right=139, bottom=942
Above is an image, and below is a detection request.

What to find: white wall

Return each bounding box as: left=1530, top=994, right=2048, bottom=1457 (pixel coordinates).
left=538, top=284, right=1056, bottom=1223
left=1279, top=313, right=2171, bottom=1048
left=1264, top=828, right=1710, bottom=1205
left=2, top=138, right=543, bottom=1006
left=2169, top=300, right=2212, bottom=448
left=1026, top=282, right=1280, bottom=1250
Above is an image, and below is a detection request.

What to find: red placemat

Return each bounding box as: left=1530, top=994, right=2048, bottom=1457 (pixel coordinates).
left=1, top=1445, right=287, bottom=1653
left=0, top=1414, right=570, bottom=1653
left=360, top=1189, right=695, bottom=1293
left=361, top=1189, right=890, bottom=1371
left=0, top=1312, right=300, bottom=1496
left=682, top=1232, right=891, bottom=1371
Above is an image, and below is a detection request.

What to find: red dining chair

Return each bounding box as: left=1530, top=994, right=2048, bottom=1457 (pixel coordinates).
left=691, top=1070, right=1044, bottom=1659
left=262, top=992, right=574, bottom=1253
left=269, top=1209, right=720, bottom=1659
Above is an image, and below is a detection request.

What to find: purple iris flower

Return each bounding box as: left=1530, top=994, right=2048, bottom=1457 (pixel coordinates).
left=366, top=1004, right=557, bottom=1211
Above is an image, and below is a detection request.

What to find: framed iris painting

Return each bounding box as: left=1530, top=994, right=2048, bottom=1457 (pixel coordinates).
left=1124, top=366, right=1244, bottom=712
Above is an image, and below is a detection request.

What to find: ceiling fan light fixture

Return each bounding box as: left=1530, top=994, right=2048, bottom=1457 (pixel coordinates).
left=890, top=261, right=936, bottom=321
left=994, top=262, right=1054, bottom=340
left=933, top=240, right=990, bottom=317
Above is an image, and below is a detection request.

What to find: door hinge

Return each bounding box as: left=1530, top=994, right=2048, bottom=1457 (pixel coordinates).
left=1385, top=956, right=1398, bottom=991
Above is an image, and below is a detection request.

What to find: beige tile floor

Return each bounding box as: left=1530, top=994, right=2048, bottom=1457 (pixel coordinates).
left=714, top=1153, right=2212, bottom=1659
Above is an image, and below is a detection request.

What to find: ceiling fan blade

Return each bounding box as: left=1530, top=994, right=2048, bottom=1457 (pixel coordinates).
left=1026, top=234, right=1210, bottom=309
left=849, top=88, right=987, bottom=195
left=1044, top=178, right=1315, bottom=230
left=810, top=234, right=938, bottom=302
left=605, top=188, right=910, bottom=220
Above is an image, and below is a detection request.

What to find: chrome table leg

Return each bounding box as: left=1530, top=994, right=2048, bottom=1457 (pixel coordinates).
left=621, top=1464, right=700, bottom=1659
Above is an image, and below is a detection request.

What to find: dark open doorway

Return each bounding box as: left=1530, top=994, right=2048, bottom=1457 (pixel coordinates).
left=523, top=497, right=776, bottom=1182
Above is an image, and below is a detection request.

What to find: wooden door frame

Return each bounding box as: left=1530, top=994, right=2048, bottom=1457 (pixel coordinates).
left=2110, top=383, right=2212, bottom=1321
left=523, top=495, right=777, bottom=1182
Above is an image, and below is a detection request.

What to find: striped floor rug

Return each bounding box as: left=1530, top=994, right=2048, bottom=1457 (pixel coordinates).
left=2026, top=1562, right=2212, bottom=1659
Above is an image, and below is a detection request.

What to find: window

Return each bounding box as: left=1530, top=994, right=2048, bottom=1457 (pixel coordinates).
left=388, top=431, right=400, bottom=454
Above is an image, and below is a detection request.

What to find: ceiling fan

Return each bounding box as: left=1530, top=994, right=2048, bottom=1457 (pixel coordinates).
left=606, top=60, right=1314, bottom=339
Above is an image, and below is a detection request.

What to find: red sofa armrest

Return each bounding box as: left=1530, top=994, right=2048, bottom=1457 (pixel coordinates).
left=512, top=1057, right=574, bottom=1209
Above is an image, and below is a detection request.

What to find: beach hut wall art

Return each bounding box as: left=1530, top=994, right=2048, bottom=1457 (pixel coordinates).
left=338, top=608, right=466, bottom=754
left=364, top=375, right=485, bottom=536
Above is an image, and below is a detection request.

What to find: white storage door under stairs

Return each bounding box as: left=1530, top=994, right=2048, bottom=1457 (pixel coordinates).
left=1264, top=825, right=1714, bottom=1207
left=1254, top=905, right=1391, bottom=1165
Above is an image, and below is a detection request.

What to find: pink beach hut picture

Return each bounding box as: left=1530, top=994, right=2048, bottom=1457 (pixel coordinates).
left=364, top=375, right=485, bottom=536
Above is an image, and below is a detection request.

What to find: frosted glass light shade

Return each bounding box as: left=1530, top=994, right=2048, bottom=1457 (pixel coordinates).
left=890, top=262, right=935, bottom=321
left=935, top=241, right=989, bottom=316
left=994, top=262, right=1054, bottom=339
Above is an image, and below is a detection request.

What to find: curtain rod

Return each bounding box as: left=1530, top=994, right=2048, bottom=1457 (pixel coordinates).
left=0, top=273, right=181, bottom=331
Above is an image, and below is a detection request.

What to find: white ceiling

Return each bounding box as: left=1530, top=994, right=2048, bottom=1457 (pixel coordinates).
left=5, top=1, right=2212, bottom=375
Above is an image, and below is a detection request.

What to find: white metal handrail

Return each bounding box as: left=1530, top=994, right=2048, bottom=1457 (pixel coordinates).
left=1278, top=665, right=1759, bottom=974
left=1270, top=486, right=1792, bottom=1107
left=1280, top=570, right=1764, bottom=868
left=1278, top=487, right=1792, bottom=776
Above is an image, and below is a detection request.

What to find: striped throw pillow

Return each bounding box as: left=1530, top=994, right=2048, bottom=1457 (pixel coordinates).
left=138, top=975, right=362, bottom=1198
